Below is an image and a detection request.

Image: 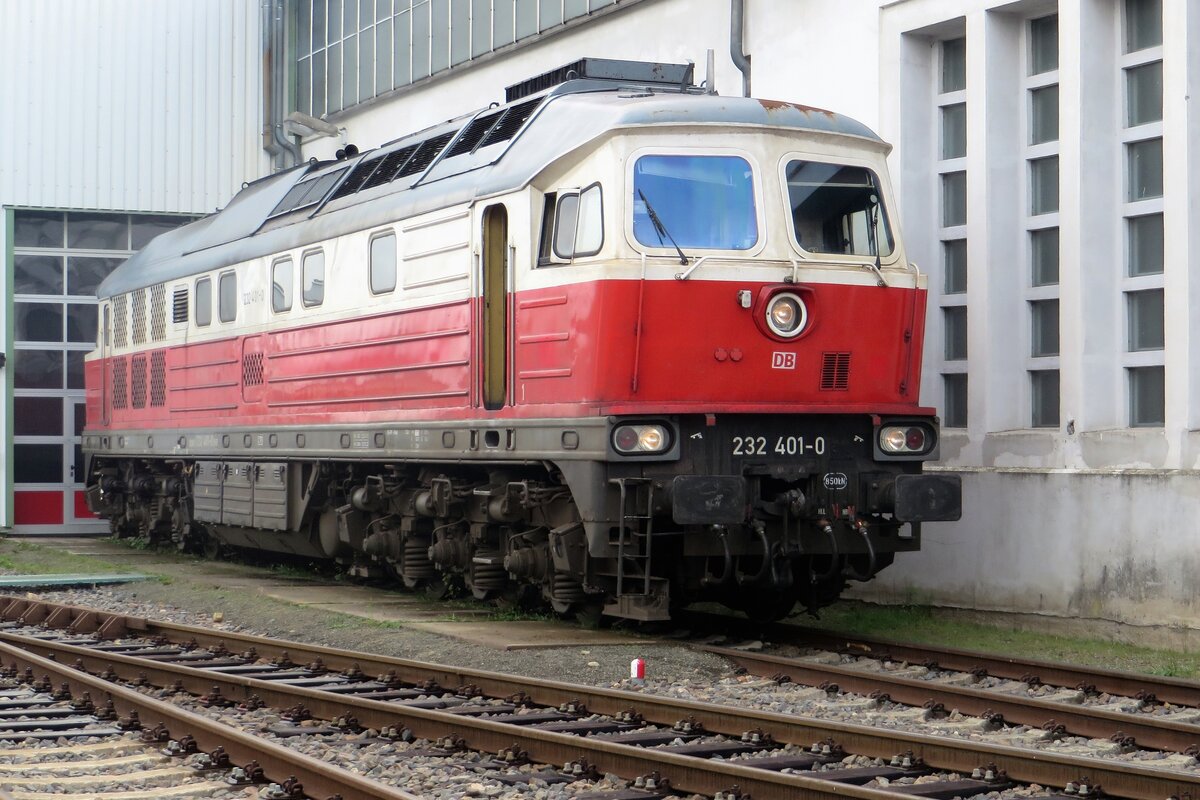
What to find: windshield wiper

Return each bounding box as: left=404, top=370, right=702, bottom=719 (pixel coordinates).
left=638, top=189, right=688, bottom=266
left=866, top=193, right=888, bottom=287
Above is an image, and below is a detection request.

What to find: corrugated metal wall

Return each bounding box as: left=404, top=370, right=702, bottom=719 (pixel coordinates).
left=0, top=0, right=268, bottom=213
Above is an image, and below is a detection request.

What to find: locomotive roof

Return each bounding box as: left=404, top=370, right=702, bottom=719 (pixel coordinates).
left=98, top=84, right=885, bottom=299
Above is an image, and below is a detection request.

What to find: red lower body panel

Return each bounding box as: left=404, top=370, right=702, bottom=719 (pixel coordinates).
left=86, top=279, right=930, bottom=434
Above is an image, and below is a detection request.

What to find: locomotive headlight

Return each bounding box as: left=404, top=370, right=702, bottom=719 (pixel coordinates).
left=879, top=425, right=931, bottom=454
left=766, top=293, right=807, bottom=338
left=613, top=424, right=669, bottom=454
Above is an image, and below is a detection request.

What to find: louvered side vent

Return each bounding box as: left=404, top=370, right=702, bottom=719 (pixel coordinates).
left=131, top=354, right=148, bottom=408
left=242, top=352, right=265, bottom=387
left=150, top=351, right=166, bottom=407
left=112, top=357, right=128, bottom=410
left=360, top=146, right=415, bottom=191
left=113, top=295, right=128, bottom=348
left=150, top=284, right=167, bottom=341
left=172, top=287, right=188, bottom=323
left=396, top=131, right=456, bottom=178
left=131, top=289, right=147, bottom=345
left=479, top=98, right=542, bottom=148
left=820, top=352, right=851, bottom=391
left=446, top=109, right=505, bottom=157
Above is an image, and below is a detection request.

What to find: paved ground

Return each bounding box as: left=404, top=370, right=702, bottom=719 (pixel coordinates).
left=27, top=537, right=654, bottom=651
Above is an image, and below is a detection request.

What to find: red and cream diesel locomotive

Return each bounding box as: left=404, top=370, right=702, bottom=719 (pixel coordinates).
left=83, top=59, right=961, bottom=622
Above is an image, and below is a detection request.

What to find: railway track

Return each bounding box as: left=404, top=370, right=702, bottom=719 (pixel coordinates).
left=679, top=610, right=1200, bottom=754
left=0, top=596, right=1197, bottom=800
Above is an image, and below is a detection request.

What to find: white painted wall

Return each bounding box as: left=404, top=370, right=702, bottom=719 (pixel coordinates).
left=863, top=0, right=1200, bottom=630
left=0, top=0, right=270, bottom=526
left=298, top=0, right=884, bottom=161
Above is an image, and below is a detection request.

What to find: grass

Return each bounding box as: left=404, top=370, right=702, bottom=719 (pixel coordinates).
left=0, top=539, right=174, bottom=585
left=803, top=601, right=1200, bottom=679
left=6, top=535, right=1200, bottom=679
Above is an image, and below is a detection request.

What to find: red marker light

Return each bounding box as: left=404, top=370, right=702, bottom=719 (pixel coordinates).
left=906, top=427, right=926, bottom=451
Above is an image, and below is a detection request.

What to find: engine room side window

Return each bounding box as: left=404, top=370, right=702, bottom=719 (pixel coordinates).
left=272, top=257, right=293, bottom=313
left=784, top=161, right=894, bottom=257
left=632, top=155, right=757, bottom=251
left=195, top=277, right=212, bottom=327
left=302, top=250, right=325, bottom=307
left=370, top=232, right=397, bottom=294
left=218, top=272, right=236, bottom=323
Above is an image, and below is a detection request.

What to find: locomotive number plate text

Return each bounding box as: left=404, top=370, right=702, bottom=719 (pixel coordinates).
left=731, top=435, right=826, bottom=456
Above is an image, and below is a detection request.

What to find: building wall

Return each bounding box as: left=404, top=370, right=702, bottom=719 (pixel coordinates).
left=295, top=0, right=883, bottom=161
left=0, top=0, right=269, bottom=528
left=865, top=0, right=1200, bottom=628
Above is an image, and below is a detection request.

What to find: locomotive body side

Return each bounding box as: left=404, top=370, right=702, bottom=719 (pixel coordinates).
left=83, top=76, right=960, bottom=621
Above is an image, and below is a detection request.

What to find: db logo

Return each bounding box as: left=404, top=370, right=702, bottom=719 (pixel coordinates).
left=771, top=352, right=797, bottom=370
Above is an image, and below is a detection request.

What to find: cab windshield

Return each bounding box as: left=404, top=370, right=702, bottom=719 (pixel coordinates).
left=632, top=155, right=758, bottom=251
left=785, top=160, right=894, bottom=257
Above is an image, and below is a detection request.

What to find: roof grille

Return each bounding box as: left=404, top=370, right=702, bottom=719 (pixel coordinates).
left=820, top=352, right=851, bottom=391
left=269, top=167, right=348, bottom=217
left=328, top=156, right=384, bottom=200
left=479, top=98, right=542, bottom=148
left=396, top=131, right=456, bottom=179
left=446, top=109, right=505, bottom=157
left=362, top=145, right=417, bottom=190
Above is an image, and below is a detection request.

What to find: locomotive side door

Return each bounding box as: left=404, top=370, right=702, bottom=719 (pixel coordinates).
left=481, top=204, right=509, bottom=410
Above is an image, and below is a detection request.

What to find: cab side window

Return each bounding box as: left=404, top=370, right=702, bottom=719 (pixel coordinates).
left=551, top=184, right=603, bottom=260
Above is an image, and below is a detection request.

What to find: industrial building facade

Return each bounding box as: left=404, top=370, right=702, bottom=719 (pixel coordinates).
left=1, top=0, right=1197, bottom=629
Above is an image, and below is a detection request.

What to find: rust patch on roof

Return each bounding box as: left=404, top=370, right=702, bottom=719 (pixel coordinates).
left=758, top=98, right=838, bottom=118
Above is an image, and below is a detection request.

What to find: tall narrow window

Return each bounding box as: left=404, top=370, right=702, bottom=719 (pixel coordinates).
left=218, top=272, right=237, bottom=323
left=370, top=232, right=397, bottom=294
left=1029, top=15, right=1059, bottom=74
left=1031, top=370, right=1060, bottom=427
left=941, top=103, right=966, bottom=159
left=944, top=240, right=967, bottom=294
left=302, top=250, right=325, bottom=307
left=943, top=374, right=968, bottom=428
left=941, top=38, right=966, bottom=93
left=272, top=257, right=293, bottom=313
left=1031, top=228, right=1060, bottom=286
left=1124, top=0, right=1163, bottom=53
left=944, top=307, right=967, bottom=361
left=1128, top=214, right=1164, bottom=276
left=195, top=277, right=212, bottom=327
left=942, top=172, right=967, bottom=227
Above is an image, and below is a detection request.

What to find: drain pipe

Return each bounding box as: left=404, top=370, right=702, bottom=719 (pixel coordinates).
left=730, top=0, right=751, bottom=98
left=270, top=0, right=302, bottom=168
left=260, top=0, right=281, bottom=165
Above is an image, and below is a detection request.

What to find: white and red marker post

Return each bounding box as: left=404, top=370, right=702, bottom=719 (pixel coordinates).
left=630, top=657, right=646, bottom=685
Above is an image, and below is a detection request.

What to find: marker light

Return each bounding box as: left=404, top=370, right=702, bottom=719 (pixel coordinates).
left=879, top=425, right=931, bottom=454
left=765, top=293, right=807, bottom=337
left=613, top=424, right=669, bottom=454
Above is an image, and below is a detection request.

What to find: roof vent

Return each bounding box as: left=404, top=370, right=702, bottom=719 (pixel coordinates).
left=504, top=57, right=695, bottom=102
